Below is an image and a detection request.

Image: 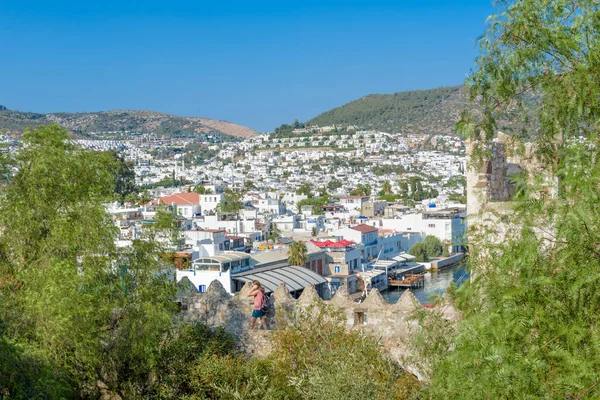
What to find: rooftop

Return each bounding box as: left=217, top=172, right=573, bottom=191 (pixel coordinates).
left=154, top=192, right=201, bottom=206
left=350, top=224, right=379, bottom=234
left=195, top=251, right=250, bottom=264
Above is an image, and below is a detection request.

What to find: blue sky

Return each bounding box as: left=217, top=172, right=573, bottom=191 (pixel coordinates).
left=1, top=1, right=495, bottom=132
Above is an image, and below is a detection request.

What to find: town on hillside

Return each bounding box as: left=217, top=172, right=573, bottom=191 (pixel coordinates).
left=0, top=125, right=469, bottom=301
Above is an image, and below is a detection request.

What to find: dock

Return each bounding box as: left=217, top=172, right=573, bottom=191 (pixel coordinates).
left=387, top=274, right=425, bottom=289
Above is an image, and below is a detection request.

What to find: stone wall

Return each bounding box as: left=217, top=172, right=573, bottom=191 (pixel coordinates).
left=179, top=279, right=459, bottom=371
left=466, top=133, right=557, bottom=220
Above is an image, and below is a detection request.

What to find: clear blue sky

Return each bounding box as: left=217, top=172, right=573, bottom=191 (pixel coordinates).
left=1, top=0, right=495, bottom=132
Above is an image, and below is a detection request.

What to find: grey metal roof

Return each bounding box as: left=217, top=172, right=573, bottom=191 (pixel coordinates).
left=233, top=265, right=326, bottom=293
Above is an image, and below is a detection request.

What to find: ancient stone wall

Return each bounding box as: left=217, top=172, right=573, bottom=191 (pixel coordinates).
left=179, top=280, right=459, bottom=369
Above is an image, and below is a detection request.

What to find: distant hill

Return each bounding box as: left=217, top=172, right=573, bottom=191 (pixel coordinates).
left=304, top=85, right=466, bottom=136
left=0, top=108, right=257, bottom=140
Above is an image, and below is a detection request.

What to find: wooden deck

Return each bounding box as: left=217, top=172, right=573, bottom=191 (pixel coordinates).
left=388, top=274, right=425, bottom=289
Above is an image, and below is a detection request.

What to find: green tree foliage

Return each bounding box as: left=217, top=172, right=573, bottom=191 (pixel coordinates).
left=216, top=189, right=243, bottom=214
left=105, top=150, right=138, bottom=204
left=373, top=165, right=406, bottom=176
left=243, top=179, right=256, bottom=191
left=418, top=1, right=600, bottom=398
left=297, top=195, right=331, bottom=215
left=193, top=184, right=213, bottom=194
left=295, top=182, right=313, bottom=197
left=306, top=86, right=465, bottom=135
left=408, top=242, right=429, bottom=262
left=378, top=194, right=401, bottom=202
left=199, top=304, right=421, bottom=399
left=422, top=235, right=443, bottom=257
left=448, top=193, right=466, bottom=204
left=267, top=222, right=281, bottom=246
left=327, top=177, right=342, bottom=191
left=382, top=180, right=392, bottom=194
left=287, top=241, right=308, bottom=267
left=151, top=322, right=237, bottom=398
left=351, top=183, right=372, bottom=196
left=0, top=124, right=177, bottom=398
left=459, top=0, right=600, bottom=161
left=267, top=304, right=420, bottom=399
left=409, top=235, right=443, bottom=262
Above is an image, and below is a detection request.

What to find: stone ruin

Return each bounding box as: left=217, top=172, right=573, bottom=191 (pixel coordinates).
left=178, top=279, right=460, bottom=370
left=465, top=133, right=558, bottom=277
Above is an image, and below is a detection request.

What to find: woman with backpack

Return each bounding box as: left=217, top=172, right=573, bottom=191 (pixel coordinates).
left=248, top=280, right=269, bottom=330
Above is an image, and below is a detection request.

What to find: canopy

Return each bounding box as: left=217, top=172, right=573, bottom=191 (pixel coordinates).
left=233, top=265, right=326, bottom=293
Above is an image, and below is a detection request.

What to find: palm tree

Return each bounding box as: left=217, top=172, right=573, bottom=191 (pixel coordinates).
left=288, top=241, right=308, bottom=267
left=382, top=181, right=392, bottom=194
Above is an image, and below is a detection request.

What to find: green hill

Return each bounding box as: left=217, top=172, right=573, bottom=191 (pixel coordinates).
left=304, top=85, right=466, bottom=135
left=0, top=108, right=257, bottom=140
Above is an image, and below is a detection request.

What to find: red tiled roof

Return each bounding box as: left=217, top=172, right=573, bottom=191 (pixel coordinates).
left=154, top=192, right=201, bottom=206
left=350, top=224, right=378, bottom=233
left=311, top=239, right=355, bottom=248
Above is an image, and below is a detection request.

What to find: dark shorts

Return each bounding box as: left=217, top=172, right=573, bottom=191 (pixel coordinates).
left=252, top=309, right=265, bottom=318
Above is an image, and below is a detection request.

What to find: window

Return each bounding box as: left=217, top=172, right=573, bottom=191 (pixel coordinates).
left=353, top=309, right=367, bottom=325
left=428, top=224, right=436, bottom=228
left=199, top=285, right=206, bottom=293
left=335, top=266, right=341, bottom=273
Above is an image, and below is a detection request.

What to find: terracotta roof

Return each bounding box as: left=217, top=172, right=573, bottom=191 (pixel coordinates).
left=155, top=192, right=201, bottom=206
left=350, top=224, right=379, bottom=233
left=310, top=239, right=355, bottom=248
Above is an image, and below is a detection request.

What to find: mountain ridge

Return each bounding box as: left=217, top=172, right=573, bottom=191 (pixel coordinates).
left=306, top=85, right=466, bottom=135
left=0, top=108, right=257, bottom=139
left=274, top=85, right=467, bottom=136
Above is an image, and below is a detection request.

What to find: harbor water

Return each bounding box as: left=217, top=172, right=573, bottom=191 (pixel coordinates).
left=381, top=263, right=469, bottom=304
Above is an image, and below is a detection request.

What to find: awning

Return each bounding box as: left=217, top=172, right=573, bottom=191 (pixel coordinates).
left=233, top=265, right=326, bottom=293
left=393, top=253, right=416, bottom=262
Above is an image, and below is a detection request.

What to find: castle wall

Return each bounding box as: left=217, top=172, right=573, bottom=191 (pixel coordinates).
left=179, top=279, right=458, bottom=371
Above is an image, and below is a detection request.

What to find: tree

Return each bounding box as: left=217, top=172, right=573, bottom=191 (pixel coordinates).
left=408, top=242, right=429, bottom=262
left=287, top=241, right=308, bottom=267
left=243, top=180, right=256, bottom=192
left=296, top=183, right=312, bottom=197
left=382, top=181, right=392, bottom=194
left=417, top=1, right=600, bottom=398
left=267, top=222, right=281, bottom=247
left=327, top=178, right=342, bottom=192
left=216, top=189, right=243, bottom=214
left=351, top=183, right=372, bottom=197
left=422, top=235, right=443, bottom=258
left=106, top=150, right=137, bottom=205
left=194, top=184, right=212, bottom=195
left=0, top=125, right=176, bottom=398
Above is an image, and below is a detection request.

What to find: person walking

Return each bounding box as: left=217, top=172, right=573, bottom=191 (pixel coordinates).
left=248, top=280, right=268, bottom=330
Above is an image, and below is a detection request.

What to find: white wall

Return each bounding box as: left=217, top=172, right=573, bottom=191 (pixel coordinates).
left=176, top=269, right=233, bottom=293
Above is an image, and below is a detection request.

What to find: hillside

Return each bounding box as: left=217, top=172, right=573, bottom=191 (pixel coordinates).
left=0, top=107, right=257, bottom=140
left=305, top=85, right=466, bottom=135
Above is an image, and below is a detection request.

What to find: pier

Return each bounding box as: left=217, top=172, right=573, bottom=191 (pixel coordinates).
left=387, top=274, right=425, bottom=289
